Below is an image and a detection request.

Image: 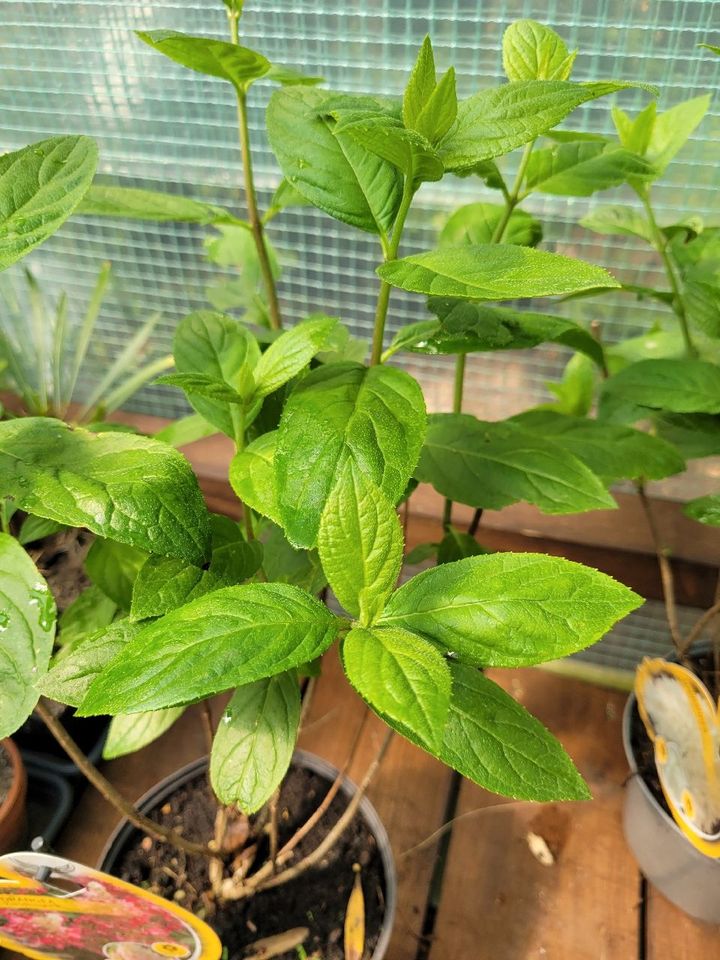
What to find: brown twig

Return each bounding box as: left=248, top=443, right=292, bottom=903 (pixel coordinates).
left=400, top=800, right=530, bottom=859
left=268, top=788, right=280, bottom=874
left=682, top=597, right=720, bottom=657
left=36, top=700, right=222, bottom=861
left=222, top=727, right=394, bottom=900
left=467, top=508, right=483, bottom=538
left=636, top=482, right=684, bottom=652
left=201, top=700, right=215, bottom=757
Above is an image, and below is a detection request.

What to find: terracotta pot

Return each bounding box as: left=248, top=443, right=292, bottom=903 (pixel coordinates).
left=0, top=738, right=27, bottom=855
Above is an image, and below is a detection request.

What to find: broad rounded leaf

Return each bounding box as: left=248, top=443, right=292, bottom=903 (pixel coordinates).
left=439, top=203, right=541, bottom=247
left=230, top=432, right=282, bottom=526
left=416, top=413, right=616, bottom=514
left=137, top=30, right=270, bottom=91
left=85, top=538, right=147, bottom=610
left=275, top=362, right=426, bottom=548
left=0, top=136, right=98, bottom=271
left=0, top=419, right=210, bottom=564
left=79, top=583, right=338, bottom=715
left=378, top=553, right=641, bottom=667
left=342, top=626, right=451, bottom=751
left=601, top=359, right=720, bottom=414
left=0, top=534, right=56, bottom=738
left=318, top=462, right=403, bottom=623
left=103, top=707, right=185, bottom=760
left=266, top=86, right=402, bottom=235
left=580, top=206, right=654, bottom=244
left=441, top=663, right=589, bottom=800
left=511, top=410, right=685, bottom=483
left=210, top=673, right=301, bottom=812
left=378, top=244, right=618, bottom=300
left=502, top=20, right=576, bottom=82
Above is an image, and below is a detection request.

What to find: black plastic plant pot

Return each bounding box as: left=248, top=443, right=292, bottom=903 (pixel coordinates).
left=99, top=749, right=397, bottom=959
left=622, top=691, right=720, bottom=923
left=24, top=762, right=75, bottom=847
left=15, top=710, right=109, bottom=779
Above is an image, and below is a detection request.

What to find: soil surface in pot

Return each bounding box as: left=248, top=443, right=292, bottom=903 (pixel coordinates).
left=0, top=744, right=13, bottom=807
left=25, top=526, right=92, bottom=613
left=630, top=650, right=718, bottom=820
left=113, top=765, right=386, bottom=960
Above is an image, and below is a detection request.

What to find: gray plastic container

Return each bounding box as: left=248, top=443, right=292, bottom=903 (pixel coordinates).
left=622, top=691, right=720, bottom=924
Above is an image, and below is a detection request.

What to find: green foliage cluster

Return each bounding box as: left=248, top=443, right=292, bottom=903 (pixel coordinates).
left=1, top=10, right=716, bottom=835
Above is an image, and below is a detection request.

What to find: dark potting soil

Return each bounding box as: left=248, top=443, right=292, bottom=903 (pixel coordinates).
left=25, top=526, right=92, bottom=614
left=629, top=650, right=717, bottom=821
left=114, top=766, right=386, bottom=960
left=0, top=744, right=13, bottom=807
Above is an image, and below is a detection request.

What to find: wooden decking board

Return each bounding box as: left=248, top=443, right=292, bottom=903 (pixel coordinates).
left=427, top=669, right=641, bottom=960
left=646, top=886, right=720, bottom=958
left=297, top=648, right=455, bottom=960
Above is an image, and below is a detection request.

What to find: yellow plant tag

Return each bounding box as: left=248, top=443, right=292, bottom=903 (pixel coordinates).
left=0, top=851, right=222, bottom=960
left=344, top=864, right=365, bottom=960
left=635, top=657, right=720, bottom=858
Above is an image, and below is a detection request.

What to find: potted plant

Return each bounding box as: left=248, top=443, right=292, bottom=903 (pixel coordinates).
left=0, top=737, right=27, bottom=855
left=521, top=57, right=720, bottom=921
left=0, top=12, right=653, bottom=956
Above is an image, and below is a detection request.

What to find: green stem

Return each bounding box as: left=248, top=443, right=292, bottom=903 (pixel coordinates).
left=639, top=192, right=696, bottom=358
left=370, top=177, right=416, bottom=366
left=229, top=12, right=282, bottom=332
left=442, top=353, right=467, bottom=530
left=490, top=139, right=536, bottom=244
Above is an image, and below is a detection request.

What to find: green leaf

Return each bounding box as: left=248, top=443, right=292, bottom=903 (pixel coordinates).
left=131, top=517, right=262, bottom=621
left=683, top=494, right=720, bottom=526
left=265, top=64, right=324, bottom=86
left=136, top=30, right=270, bottom=91
left=379, top=552, right=641, bottom=667
left=342, top=626, right=451, bottom=751
left=337, top=115, right=444, bottom=186
left=85, top=538, right=147, bottom=610
left=173, top=311, right=260, bottom=440
left=267, top=86, right=402, bottom=235
left=57, top=585, right=117, bottom=649
left=156, top=373, right=247, bottom=404
left=580, top=205, right=653, bottom=244
left=254, top=316, right=337, bottom=398
left=601, top=359, right=720, bottom=414
left=0, top=533, right=56, bottom=738
left=511, top=410, right=685, bottom=483
left=103, top=707, right=185, bottom=760
left=453, top=158, right=507, bottom=191
left=502, top=20, right=576, bottom=82
left=646, top=95, right=711, bottom=172
left=439, top=80, right=654, bottom=172
left=440, top=663, right=589, bottom=800
left=439, top=203, right=541, bottom=247
left=700, top=44, right=720, bottom=56
left=378, top=244, right=618, bottom=300
left=0, top=136, right=98, bottom=271
left=78, top=583, right=338, bottom=714
left=415, top=68, right=458, bottom=145
left=436, top=527, right=488, bottom=565
left=259, top=522, right=326, bottom=594
left=275, top=362, right=426, bottom=548
left=403, top=36, right=437, bottom=131
left=654, top=413, right=720, bottom=459
left=17, top=514, right=66, bottom=546
left=612, top=101, right=656, bottom=155
left=404, top=542, right=439, bottom=565
left=210, top=673, right=301, bottom=813
left=684, top=279, right=720, bottom=339
left=423, top=298, right=605, bottom=366
left=230, top=432, right=282, bottom=526
left=266, top=178, right=309, bottom=222
left=416, top=413, right=615, bottom=514
left=154, top=413, right=218, bottom=448
left=38, top=620, right=140, bottom=708
left=78, top=185, right=238, bottom=224
left=524, top=143, right=656, bottom=196
left=0, top=419, right=210, bottom=564
left=318, top=462, right=402, bottom=624
left=544, top=353, right=596, bottom=416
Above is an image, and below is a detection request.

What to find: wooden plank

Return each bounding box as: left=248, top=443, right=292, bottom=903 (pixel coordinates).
left=298, top=649, right=454, bottom=960
left=428, top=669, right=640, bottom=960
left=646, top=882, right=720, bottom=957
